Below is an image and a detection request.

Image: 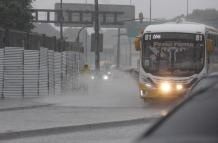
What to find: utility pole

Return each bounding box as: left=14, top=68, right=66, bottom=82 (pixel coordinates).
left=94, top=0, right=100, bottom=71
left=116, top=28, right=121, bottom=68
left=129, top=38, right=132, bottom=66
left=85, top=0, right=88, bottom=64
left=187, top=0, right=189, bottom=17
left=60, top=0, right=64, bottom=93
left=60, top=0, right=63, bottom=40
left=149, top=0, right=151, bottom=23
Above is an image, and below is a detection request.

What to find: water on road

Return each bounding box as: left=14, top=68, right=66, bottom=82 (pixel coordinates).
left=37, top=70, right=146, bottom=108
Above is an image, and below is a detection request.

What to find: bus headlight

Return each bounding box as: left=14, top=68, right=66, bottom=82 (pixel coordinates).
left=176, top=84, right=183, bottom=91
left=160, top=82, right=171, bottom=93
left=103, top=75, right=109, bottom=80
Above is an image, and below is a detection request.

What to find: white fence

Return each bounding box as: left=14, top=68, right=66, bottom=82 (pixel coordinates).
left=54, top=52, right=62, bottom=96
left=0, top=46, right=83, bottom=98
left=4, top=47, right=24, bottom=97
left=0, top=49, right=4, bottom=97
left=24, top=49, right=39, bottom=96
left=39, top=47, right=48, bottom=96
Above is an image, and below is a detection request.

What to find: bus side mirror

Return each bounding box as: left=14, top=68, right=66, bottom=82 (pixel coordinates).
left=134, top=36, right=141, bottom=51
left=206, top=39, right=214, bottom=54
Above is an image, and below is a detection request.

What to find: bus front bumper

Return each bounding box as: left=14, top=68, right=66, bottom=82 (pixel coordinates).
left=139, top=82, right=187, bottom=99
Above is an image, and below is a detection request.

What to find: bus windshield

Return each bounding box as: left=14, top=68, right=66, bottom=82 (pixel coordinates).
left=142, top=33, right=205, bottom=77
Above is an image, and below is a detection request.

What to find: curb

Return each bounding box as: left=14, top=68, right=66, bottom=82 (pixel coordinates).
left=0, top=104, right=53, bottom=112
left=0, top=117, right=158, bottom=140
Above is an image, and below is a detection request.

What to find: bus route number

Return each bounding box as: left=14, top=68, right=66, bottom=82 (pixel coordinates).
left=145, top=34, right=161, bottom=40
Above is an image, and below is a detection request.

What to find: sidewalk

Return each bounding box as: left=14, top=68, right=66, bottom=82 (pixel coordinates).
left=0, top=97, right=52, bottom=111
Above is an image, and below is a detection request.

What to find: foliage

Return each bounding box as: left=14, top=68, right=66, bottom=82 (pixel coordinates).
left=172, top=9, right=218, bottom=28
left=188, top=9, right=218, bottom=21
left=0, top=0, right=35, bottom=31
left=187, top=9, right=218, bottom=28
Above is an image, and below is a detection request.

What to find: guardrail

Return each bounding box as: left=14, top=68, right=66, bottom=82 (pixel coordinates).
left=0, top=28, right=84, bottom=98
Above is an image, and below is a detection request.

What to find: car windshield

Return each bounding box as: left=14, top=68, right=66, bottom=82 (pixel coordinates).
left=142, top=33, right=205, bottom=77
left=1, top=0, right=218, bottom=143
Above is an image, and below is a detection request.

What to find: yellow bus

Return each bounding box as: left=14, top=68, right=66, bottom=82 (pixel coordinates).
left=135, top=21, right=218, bottom=101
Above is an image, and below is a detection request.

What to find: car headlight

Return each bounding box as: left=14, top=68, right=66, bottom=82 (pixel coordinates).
left=91, top=76, right=95, bottom=80
left=160, top=82, right=172, bottom=93
left=103, top=75, right=109, bottom=80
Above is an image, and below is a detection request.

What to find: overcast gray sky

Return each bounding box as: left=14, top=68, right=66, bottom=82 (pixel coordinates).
left=33, top=0, right=218, bottom=19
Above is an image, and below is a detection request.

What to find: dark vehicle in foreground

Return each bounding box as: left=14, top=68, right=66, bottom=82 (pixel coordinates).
left=136, top=74, right=218, bottom=143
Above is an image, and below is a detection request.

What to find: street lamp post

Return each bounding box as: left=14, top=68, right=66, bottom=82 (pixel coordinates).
left=75, top=27, right=87, bottom=82
left=85, top=0, right=88, bottom=64
left=60, top=0, right=63, bottom=40
left=187, top=0, right=189, bottom=17
left=60, top=0, right=64, bottom=93
left=150, top=0, right=152, bottom=24
left=94, top=0, right=100, bottom=72
left=75, top=26, right=87, bottom=43
left=129, top=38, right=132, bottom=66
left=117, top=27, right=121, bottom=68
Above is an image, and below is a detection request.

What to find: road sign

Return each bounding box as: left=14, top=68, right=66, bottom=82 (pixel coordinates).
left=54, top=3, right=135, bottom=28
left=91, top=33, right=103, bottom=52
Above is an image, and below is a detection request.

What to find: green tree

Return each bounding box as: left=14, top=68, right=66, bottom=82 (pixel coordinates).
left=0, top=0, right=35, bottom=31
left=187, top=9, right=218, bottom=28
left=188, top=9, right=218, bottom=21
